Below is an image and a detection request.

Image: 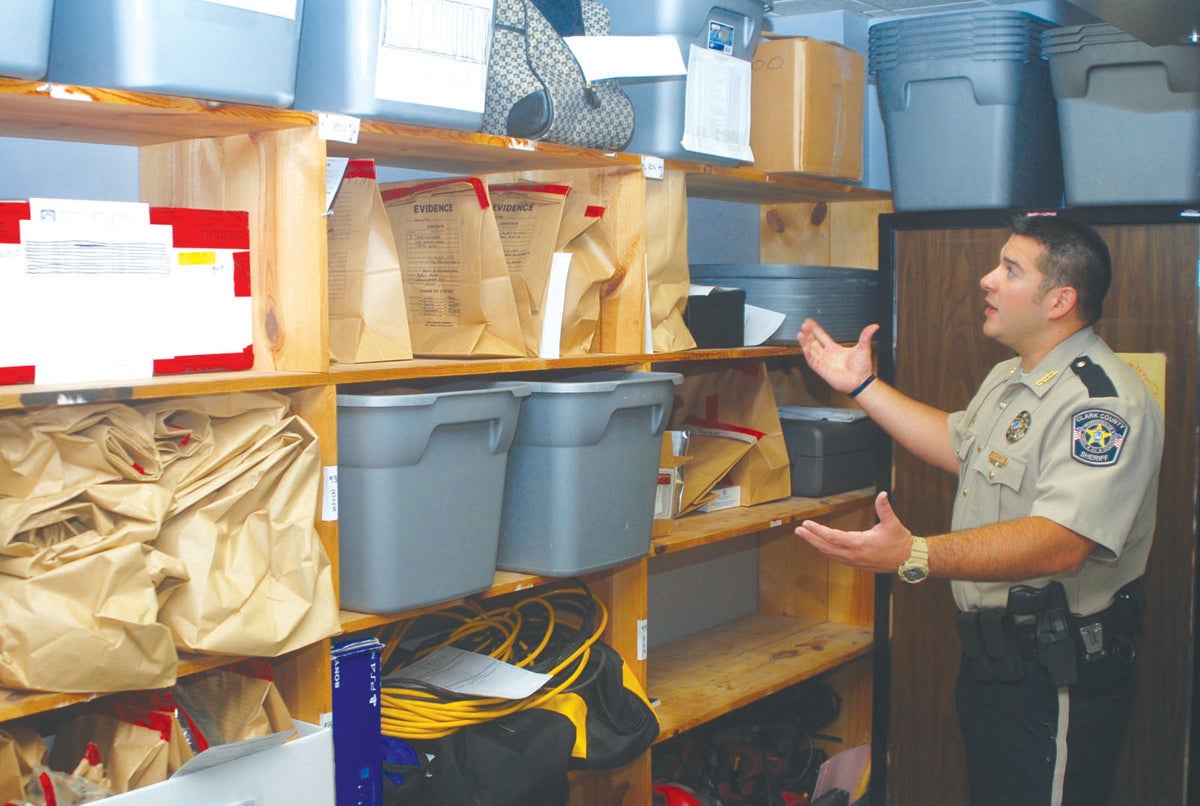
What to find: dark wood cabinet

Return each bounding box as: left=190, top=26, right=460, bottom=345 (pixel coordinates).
left=877, top=209, right=1199, bottom=805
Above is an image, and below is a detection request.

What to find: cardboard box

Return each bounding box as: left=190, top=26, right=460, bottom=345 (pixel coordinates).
left=102, top=721, right=334, bottom=805
left=750, top=37, right=865, bottom=179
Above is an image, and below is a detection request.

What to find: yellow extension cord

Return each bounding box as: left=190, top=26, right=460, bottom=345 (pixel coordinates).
left=379, top=582, right=609, bottom=741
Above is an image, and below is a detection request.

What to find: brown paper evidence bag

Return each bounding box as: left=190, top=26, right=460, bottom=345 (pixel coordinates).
left=339, top=163, right=693, bottom=360
left=0, top=392, right=340, bottom=695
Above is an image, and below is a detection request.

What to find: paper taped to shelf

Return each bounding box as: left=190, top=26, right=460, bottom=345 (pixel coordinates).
left=0, top=199, right=254, bottom=386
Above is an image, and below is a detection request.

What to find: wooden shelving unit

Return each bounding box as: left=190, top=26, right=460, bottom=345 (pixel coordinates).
left=0, top=76, right=888, bottom=803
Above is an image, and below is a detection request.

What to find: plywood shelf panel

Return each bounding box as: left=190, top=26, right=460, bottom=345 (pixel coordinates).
left=649, top=613, right=874, bottom=743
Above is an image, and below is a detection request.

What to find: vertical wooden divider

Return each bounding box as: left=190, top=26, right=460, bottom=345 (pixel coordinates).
left=140, top=125, right=329, bottom=373
left=140, top=125, right=337, bottom=722
left=572, top=558, right=652, bottom=806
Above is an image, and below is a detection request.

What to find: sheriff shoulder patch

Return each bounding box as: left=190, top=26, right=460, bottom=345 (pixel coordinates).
left=1071, top=409, right=1129, bottom=467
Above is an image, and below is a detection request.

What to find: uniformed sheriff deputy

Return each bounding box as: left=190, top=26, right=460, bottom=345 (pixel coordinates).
left=793, top=212, right=1164, bottom=806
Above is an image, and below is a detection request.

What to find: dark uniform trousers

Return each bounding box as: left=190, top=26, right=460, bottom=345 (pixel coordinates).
left=956, top=655, right=1136, bottom=806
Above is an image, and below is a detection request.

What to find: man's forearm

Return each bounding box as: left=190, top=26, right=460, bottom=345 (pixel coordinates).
left=853, top=377, right=958, bottom=474
left=927, top=516, right=1096, bottom=581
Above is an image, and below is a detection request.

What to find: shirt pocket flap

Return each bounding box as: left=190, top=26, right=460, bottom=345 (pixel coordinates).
left=974, top=448, right=1027, bottom=491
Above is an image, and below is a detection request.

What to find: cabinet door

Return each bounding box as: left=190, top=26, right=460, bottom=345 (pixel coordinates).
left=886, top=219, right=1198, bottom=806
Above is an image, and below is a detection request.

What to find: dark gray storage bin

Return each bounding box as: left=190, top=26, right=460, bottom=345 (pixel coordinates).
left=48, top=0, right=304, bottom=107
left=497, top=371, right=682, bottom=576
left=869, top=10, right=1063, bottom=211
left=1043, top=23, right=1200, bottom=206
left=336, top=380, right=529, bottom=614
left=779, top=409, right=879, bottom=497
left=688, top=264, right=877, bottom=345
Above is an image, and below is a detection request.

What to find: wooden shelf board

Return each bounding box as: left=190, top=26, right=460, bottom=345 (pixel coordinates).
left=680, top=164, right=892, bottom=205
left=330, top=346, right=802, bottom=384
left=0, top=370, right=329, bottom=411
left=0, top=347, right=806, bottom=410
left=0, top=78, right=314, bottom=146
left=649, top=614, right=874, bottom=743
left=0, top=79, right=889, bottom=208
left=0, top=651, right=273, bottom=723
left=339, top=570, right=548, bottom=635
left=332, top=121, right=641, bottom=175
left=653, top=489, right=876, bottom=556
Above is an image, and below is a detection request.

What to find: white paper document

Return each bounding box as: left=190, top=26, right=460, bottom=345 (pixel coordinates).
left=564, top=35, right=687, bottom=81
left=538, top=252, right=572, bottom=358
left=325, top=157, right=350, bottom=213
left=375, top=0, right=494, bottom=112
left=384, top=646, right=552, bottom=700
left=681, top=44, right=754, bottom=162
left=745, top=303, right=786, bottom=346
left=20, top=201, right=174, bottom=384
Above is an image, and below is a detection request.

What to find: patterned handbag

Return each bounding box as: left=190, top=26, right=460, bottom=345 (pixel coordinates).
left=482, top=0, right=635, bottom=150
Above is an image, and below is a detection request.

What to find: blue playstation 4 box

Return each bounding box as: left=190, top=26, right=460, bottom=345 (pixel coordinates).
left=332, top=637, right=384, bottom=806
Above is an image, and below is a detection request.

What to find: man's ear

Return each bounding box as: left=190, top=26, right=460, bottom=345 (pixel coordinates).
left=1045, top=285, right=1079, bottom=321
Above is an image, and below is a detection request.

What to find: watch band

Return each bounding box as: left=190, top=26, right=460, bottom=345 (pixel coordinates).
left=898, top=535, right=929, bottom=583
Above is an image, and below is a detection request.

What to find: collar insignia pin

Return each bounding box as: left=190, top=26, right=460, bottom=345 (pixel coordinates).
left=1035, top=370, right=1059, bottom=386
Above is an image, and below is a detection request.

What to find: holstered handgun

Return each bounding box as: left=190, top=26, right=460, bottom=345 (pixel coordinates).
left=1007, top=581, right=1078, bottom=686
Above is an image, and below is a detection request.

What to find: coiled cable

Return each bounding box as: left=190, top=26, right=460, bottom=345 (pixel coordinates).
left=378, top=580, right=608, bottom=740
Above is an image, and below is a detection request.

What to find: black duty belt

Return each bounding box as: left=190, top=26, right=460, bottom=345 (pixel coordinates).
left=956, top=578, right=1144, bottom=687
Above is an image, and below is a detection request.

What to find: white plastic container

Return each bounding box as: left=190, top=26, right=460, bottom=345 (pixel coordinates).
left=47, top=0, right=304, bottom=107
left=497, top=371, right=682, bottom=576
left=336, top=380, right=529, bottom=614
left=294, top=0, right=494, bottom=130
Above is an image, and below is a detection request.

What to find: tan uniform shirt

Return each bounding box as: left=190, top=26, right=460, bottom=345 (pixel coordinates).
left=947, top=327, right=1164, bottom=616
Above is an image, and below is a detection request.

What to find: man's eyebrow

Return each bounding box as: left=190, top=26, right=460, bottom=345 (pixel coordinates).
left=1000, top=251, right=1028, bottom=273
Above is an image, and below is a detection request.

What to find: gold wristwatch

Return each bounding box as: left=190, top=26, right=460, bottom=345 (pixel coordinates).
left=897, top=536, right=929, bottom=584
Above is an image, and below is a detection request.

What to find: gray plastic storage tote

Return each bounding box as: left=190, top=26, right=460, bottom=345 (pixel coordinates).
left=336, top=380, right=529, bottom=614
left=47, top=0, right=304, bottom=107
left=294, top=0, right=493, bottom=130
left=1043, top=23, right=1200, bottom=206
left=0, top=0, right=54, bottom=80
left=605, top=0, right=764, bottom=165
left=497, top=371, right=682, bottom=576
left=869, top=10, right=1063, bottom=211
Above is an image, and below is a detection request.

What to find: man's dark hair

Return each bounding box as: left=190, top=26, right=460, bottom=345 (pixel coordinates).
left=1009, top=212, right=1112, bottom=325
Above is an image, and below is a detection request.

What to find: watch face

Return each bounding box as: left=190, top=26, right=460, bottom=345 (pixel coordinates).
left=900, top=566, right=927, bottom=583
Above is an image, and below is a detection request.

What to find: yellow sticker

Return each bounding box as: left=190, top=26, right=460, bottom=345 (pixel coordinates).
left=178, top=251, right=217, bottom=265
